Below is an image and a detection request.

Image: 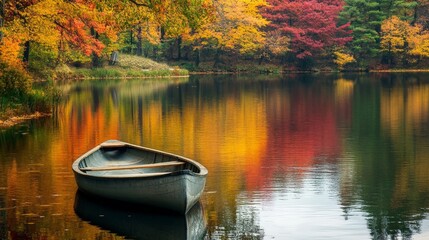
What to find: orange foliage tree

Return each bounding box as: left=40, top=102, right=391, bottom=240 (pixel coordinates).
left=0, top=0, right=117, bottom=68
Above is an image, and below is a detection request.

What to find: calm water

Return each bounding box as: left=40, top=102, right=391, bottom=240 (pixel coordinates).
left=1, top=73, right=429, bottom=239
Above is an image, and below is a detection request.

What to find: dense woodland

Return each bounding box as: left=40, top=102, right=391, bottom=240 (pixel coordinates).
left=1, top=0, right=429, bottom=78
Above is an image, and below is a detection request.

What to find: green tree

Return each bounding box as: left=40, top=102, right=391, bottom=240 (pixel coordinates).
left=339, top=0, right=417, bottom=67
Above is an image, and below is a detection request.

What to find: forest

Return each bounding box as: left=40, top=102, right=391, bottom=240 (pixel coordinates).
left=1, top=0, right=429, bottom=79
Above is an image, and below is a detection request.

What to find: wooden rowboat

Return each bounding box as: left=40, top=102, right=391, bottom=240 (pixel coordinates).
left=72, top=140, right=208, bottom=214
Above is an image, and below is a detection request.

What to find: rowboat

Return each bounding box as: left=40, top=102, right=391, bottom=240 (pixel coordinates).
left=74, top=191, right=207, bottom=239
left=72, top=140, right=208, bottom=214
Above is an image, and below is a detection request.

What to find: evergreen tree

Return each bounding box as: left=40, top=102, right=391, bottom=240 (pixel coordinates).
left=339, top=0, right=417, bottom=66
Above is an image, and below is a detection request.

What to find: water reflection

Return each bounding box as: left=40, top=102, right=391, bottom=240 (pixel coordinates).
left=1, top=74, right=429, bottom=239
left=74, top=191, right=207, bottom=240
left=343, top=75, right=429, bottom=239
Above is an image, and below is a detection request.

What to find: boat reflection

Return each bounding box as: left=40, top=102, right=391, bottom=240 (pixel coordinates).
left=74, top=191, right=207, bottom=240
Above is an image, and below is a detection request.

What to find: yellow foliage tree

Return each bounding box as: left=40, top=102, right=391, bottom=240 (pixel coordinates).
left=0, top=32, right=24, bottom=68
left=185, top=0, right=268, bottom=55
left=408, top=31, right=429, bottom=58
left=333, top=50, right=355, bottom=70
left=381, top=16, right=410, bottom=54
left=380, top=15, right=429, bottom=61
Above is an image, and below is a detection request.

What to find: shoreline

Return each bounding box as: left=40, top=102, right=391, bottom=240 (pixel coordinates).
left=2, top=68, right=429, bottom=129
left=0, top=112, right=51, bottom=128
left=53, top=74, right=190, bottom=82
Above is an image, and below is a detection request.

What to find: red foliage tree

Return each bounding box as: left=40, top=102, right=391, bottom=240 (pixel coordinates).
left=263, top=0, right=352, bottom=58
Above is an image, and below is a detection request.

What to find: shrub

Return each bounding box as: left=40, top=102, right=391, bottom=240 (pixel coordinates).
left=0, top=61, right=32, bottom=96
left=28, top=43, right=58, bottom=80
left=26, top=89, right=51, bottom=112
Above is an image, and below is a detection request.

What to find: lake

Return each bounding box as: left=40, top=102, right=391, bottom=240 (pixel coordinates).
left=1, top=73, right=429, bottom=239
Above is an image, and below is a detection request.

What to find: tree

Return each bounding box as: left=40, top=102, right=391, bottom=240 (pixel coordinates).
left=333, top=49, right=355, bottom=70
left=406, top=25, right=429, bottom=58
left=0, top=0, right=4, bottom=41
left=380, top=16, right=414, bottom=64
left=413, top=0, right=429, bottom=29
left=121, top=0, right=210, bottom=59
left=263, top=0, right=352, bottom=59
left=184, top=0, right=268, bottom=66
left=0, top=0, right=117, bottom=68
left=258, top=30, right=290, bottom=64
left=380, top=15, right=429, bottom=63
left=339, top=0, right=417, bottom=65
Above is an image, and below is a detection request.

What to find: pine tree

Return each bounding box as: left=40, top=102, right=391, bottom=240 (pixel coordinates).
left=339, top=0, right=417, bottom=66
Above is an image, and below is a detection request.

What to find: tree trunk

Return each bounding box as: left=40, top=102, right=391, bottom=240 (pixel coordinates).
left=153, top=47, right=158, bottom=60
left=0, top=0, right=4, bottom=42
left=183, top=45, right=190, bottom=60
left=213, top=48, right=223, bottom=68
left=411, top=5, right=418, bottom=26
left=91, top=27, right=101, bottom=67
left=136, top=26, right=143, bottom=56
left=129, top=30, right=134, bottom=54
left=168, top=40, right=174, bottom=60
left=195, top=48, right=200, bottom=67
left=258, top=53, right=264, bottom=65
left=160, top=27, right=165, bottom=41
left=177, top=37, right=182, bottom=60
left=23, top=41, right=30, bottom=64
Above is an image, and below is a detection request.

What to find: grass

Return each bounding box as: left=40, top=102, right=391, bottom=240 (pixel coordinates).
left=55, top=54, right=189, bottom=80
left=0, top=90, right=53, bottom=121
left=174, top=60, right=283, bottom=74
left=118, top=54, right=171, bottom=70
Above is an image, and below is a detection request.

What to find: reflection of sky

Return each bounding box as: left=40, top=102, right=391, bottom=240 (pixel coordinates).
left=242, top=168, right=369, bottom=239
left=415, top=221, right=429, bottom=240
left=241, top=164, right=429, bottom=240
left=259, top=188, right=368, bottom=239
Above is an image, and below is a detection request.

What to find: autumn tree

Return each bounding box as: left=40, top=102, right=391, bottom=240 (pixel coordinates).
left=408, top=30, right=429, bottom=58
left=339, top=0, right=417, bottom=66
left=0, top=0, right=117, bottom=69
left=380, top=15, right=429, bottom=64
left=263, top=0, right=352, bottom=60
left=184, top=0, right=268, bottom=66
left=258, top=30, right=290, bottom=64
left=380, top=16, right=414, bottom=64
left=333, top=48, right=355, bottom=70
left=120, top=0, right=210, bottom=60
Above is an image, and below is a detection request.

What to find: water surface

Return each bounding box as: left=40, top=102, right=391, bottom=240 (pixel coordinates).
left=1, top=73, right=429, bottom=239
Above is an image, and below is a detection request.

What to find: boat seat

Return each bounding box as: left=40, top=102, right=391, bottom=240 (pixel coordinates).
left=80, top=161, right=185, bottom=172
left=99, top=172, right=172, bottom=178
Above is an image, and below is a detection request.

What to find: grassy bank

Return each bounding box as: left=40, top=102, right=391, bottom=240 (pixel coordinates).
left=0, top=88, right=58, bottom=125
left=174, top=60, right=283, bottom=74
left=0, top=54, right=189, bottom=128
left=55, top=54, right=189, bottom=80
left=0, top=61, right=61, bottom=127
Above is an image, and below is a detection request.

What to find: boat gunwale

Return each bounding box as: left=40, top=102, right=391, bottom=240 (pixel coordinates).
left=72, top=140, right=208, bottom=179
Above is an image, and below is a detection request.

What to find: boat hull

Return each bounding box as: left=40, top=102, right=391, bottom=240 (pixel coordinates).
left=72, top=140, right=207, bottom=214
left=73, top=170, right=206, bottom=213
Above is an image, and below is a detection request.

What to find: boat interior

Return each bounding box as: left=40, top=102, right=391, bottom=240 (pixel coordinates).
left=78, top=146, right=201, bottom=177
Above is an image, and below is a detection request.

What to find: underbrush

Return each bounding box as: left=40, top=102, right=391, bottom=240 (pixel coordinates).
left=0, top=61, right=61, bottom=120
